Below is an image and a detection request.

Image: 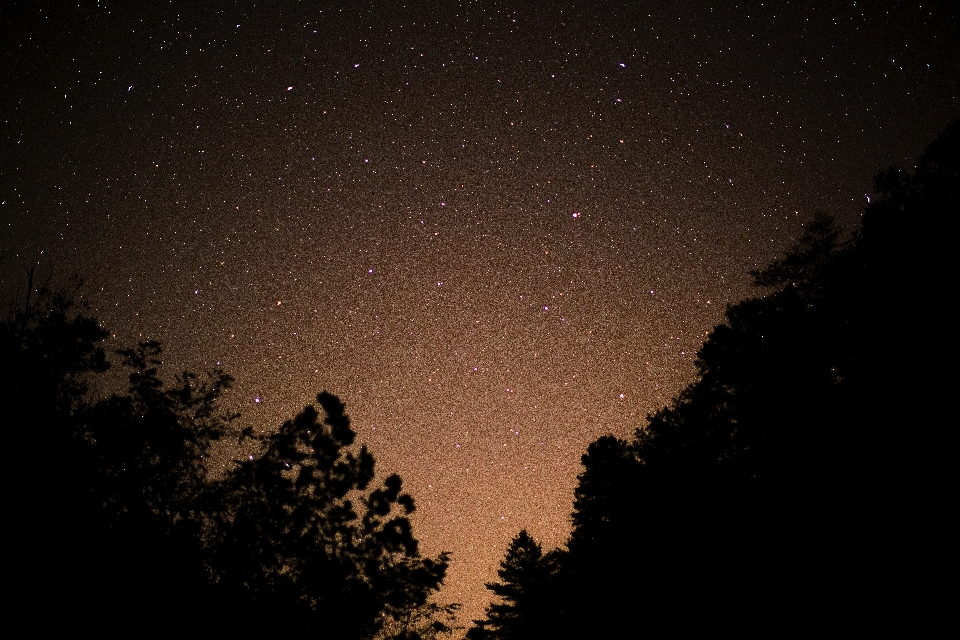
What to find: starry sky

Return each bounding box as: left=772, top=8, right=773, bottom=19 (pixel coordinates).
left=2, top=0, right=958, bottom=624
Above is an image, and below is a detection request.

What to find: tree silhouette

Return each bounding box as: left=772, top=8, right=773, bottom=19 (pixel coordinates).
left=83, top=340, right=234, bottom=524
left=0, top=273, right=113, bottom=616
left=209, top=391, right=450, bottom=636
left=467, top=530, right=560, bottom=639
left=1, top=276, right=452, bottom=634
left=375, top=600, right=462, bottom=640
left=69, top=340, right=237, bottom=621
left=483, top=120, right=958, bottom=633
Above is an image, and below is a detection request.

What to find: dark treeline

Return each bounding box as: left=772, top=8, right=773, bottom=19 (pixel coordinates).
left=1, top=278, right=455, bottom=636
left=3, top=122, right=953, bottom=635
left=469, top=123, right=956, bottom=637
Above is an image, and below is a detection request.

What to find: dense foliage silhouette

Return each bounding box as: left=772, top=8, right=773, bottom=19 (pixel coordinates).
left=208, top=392, right=450, bottom=636
left=470, top=121, right=956, bottom=636
left=0, top=278, right=452, bottom=636
left=467, top=530, right=562, bottom=639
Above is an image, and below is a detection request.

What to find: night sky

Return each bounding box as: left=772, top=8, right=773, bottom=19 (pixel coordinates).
left=3, top=0, right=958, bottom=623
